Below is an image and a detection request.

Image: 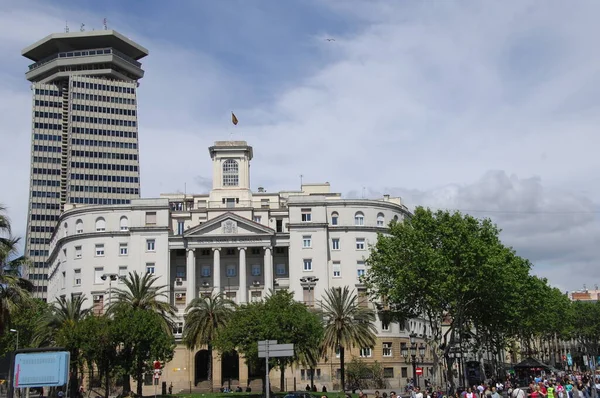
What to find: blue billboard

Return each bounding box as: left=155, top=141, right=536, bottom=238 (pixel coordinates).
left=13, top=351, right=70, bottom=388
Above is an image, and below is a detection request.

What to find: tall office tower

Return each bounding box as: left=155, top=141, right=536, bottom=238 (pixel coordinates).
left=22, top=30, right=148, bottom=298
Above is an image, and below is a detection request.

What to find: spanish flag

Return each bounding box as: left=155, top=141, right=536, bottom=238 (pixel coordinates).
left=231, top=112, right=239, bottom=126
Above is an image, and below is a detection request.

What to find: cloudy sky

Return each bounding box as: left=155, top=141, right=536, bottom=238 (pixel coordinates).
left=1, top=0, right=599, bottom=292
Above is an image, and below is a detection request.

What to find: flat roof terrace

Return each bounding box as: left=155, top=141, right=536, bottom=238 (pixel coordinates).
left=22, top=30, right=148, bottom=62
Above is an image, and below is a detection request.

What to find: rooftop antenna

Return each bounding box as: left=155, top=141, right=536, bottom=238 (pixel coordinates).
left=80, top=23, right=85, bottom=32
left=583, top=284, right=587, bottom=291
left=103, top=18, right=108, bottom=30
left=65, top=21, right=69, bottom=33
left=300, top=174, right=303, bottom=189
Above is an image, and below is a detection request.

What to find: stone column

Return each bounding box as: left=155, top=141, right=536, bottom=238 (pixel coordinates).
left=186, top=248, right=196, bottom=303
left=212, top=248, right=221, bottom=293
left=238, top=247, right=247, bottom=303
left=263, top=246, right=273, bottom=296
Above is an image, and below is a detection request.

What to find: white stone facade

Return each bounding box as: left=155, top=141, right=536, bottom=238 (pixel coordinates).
left=47, top=141, right=436, bottom=392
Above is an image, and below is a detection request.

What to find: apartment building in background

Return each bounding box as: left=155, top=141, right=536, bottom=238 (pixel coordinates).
left=22, top=30, right=148, bottom=297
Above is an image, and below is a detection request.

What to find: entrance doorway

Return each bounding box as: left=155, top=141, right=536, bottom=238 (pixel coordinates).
left=195, top=350, right=210, bottom=385
left=221, top=351, right=240, bottom=388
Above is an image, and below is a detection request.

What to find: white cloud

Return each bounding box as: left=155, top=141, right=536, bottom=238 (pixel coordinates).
left=0, top=1, right=599, bottom=290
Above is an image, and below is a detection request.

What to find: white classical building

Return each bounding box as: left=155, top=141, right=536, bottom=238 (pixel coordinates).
left=47, top=141, right=435, bottom=392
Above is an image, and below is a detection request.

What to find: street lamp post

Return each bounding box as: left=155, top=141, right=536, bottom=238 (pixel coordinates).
left=402, top=334, right=426, bottom=389
left=101, top=273, right=119, bottom=308
left=9, top=329, right=18, bottom=350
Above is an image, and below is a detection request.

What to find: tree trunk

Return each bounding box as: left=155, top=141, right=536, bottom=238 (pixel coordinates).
left=280, top=363, right=285, bottom=392
left=310, top=366, right=315, bottom=390
left=208, top=344, right=213, bottom=392
left=136, top=360, right=143, bottom=396
left=340, top=346, right=345, bottom=392
left=104, top=364, right=110, bottom=398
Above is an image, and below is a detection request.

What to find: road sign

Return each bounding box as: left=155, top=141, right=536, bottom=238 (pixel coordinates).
left=258, top=340, right=278, bottom=347
left=13, top=351, right=70, bottom=388
left=416, top=367, right=423, bottom=376
left=258, top=343, right=294, bottom=358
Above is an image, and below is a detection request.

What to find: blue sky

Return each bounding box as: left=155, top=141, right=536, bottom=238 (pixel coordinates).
left=1, top=0, right=600, bottom=291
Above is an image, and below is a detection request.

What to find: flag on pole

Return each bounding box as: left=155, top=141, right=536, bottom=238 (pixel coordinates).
left=231, top=112, right=239, bottom=126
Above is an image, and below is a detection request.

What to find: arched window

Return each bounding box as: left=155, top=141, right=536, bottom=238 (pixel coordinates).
left=63, top=222, right=68, bottom=237
left=222, top=159, right=239, bottom=186
left=120, top=216, right=129, bottom=231
left=75, top=219, right=83, bottom=234
left=393, top=215, right=399, bottom=222
left=331, top=212, right=339, bottom=226
left=354, top=211, right=364, bottom=226
left=376, top=213, right=385, bottom=227
left=95, top=217, right=106, bottom=232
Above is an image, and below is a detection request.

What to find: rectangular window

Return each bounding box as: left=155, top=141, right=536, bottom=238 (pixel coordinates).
left=146, top=263, right=155, bottom=274
left=384, top=367, right=394, bottom=379
left=383, top=342, right=392, bottom=357
left=301, top=209, right=312, bottom=222
left=382, top=321, right=390, bottom=331
left=94, top=267, right=104, bottom=284
left=331, top=238, right=340, bottom=250
left=175, top=292, right=186, bottom=306
left=332, top=261, right=341, bottom=278
left=253, top=216, right=262, bottom=223
left=302, top=235, right=312, bottom=248
left=118, top=266, right=127, bottom=283
left=360, top=348, right=372, bottom=358
left=119, top=243, right=128, bottom=255
left=226, top=291, right=237, bottom=303
left=145, top=211, right=157, bottom=225
left=146, top=239, right=156, bottom=252
left=74, top=269, right=81, bottom=286
left=276, top=219, right=283, bottom=232
left=251, top=291, right=261, bottom=302
left=201, top=265, right=211, bottom=277
left=276, top=263, right=286, bottom=275
left=75, top=246, right=82, bottom=259
left=173, top=322, right=183, bottom=336
left=225, top=198, right=236, bottom=208
left=176, top=266, right=186, bottom=278
left=251, top=264, right=261, bottom=276
left=331, top=214, right=338, bottom=225
left=401, top=367, right=408, bottom=378
left=95, top=244, right=104, bottom=256
left=226, top=265, right=236, bottom=277
left=356, top=238, right=365, bottom=250
left=177, top=221, right=185, bottom=235
left=357, top=269, right=365, bottom=277
left=303, top=259, right=312, bottom=271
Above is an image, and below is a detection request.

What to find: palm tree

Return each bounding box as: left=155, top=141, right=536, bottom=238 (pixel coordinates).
left=320, top=286, right=377, bottom=392
left=182, top=292, right=235, bottom=391
left=34, top=295, right=91, bottom=397
left=109, top=271, right=176, bottom=329
left=0, top=205, right=33, bottom=334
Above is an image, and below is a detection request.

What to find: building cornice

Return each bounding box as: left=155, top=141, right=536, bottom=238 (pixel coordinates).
left=47, top=230, right=131, bottom=264
left=288, top=199, right=411, bottom=214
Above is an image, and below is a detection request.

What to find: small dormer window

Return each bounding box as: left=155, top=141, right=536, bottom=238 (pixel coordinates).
left=222, top=159, right=239, bottom=186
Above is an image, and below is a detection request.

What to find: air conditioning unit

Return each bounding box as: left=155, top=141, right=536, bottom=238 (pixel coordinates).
left=175, top=293, right=183, bottom=299
left=175, top=277, right=183, bottom=285
left=93, top=295, right=102, bottom=301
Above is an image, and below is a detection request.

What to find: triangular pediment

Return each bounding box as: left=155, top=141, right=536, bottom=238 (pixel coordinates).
left=183, top=212, right=275, bottom=238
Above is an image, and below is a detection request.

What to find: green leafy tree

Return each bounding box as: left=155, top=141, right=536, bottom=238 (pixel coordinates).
left=0, top=298, right=48, bottom=355
left=183, top=292, right=235, bottom=391
left=78, top=315, right=118, bottom=398
left=109, top=271, right=176, bottom=331
left=34, top=295, right=91, bottom=398
left=0, top=205, right=33, bottom=335
left=112, top=308, right=175, bottom=396
left=364, top=208, right=531, bottom=388
left=320, top=286, right=376, bottom=392
left=215, top=290, right=324, bottom=391
left=345, top=358, right=387, bottom=392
